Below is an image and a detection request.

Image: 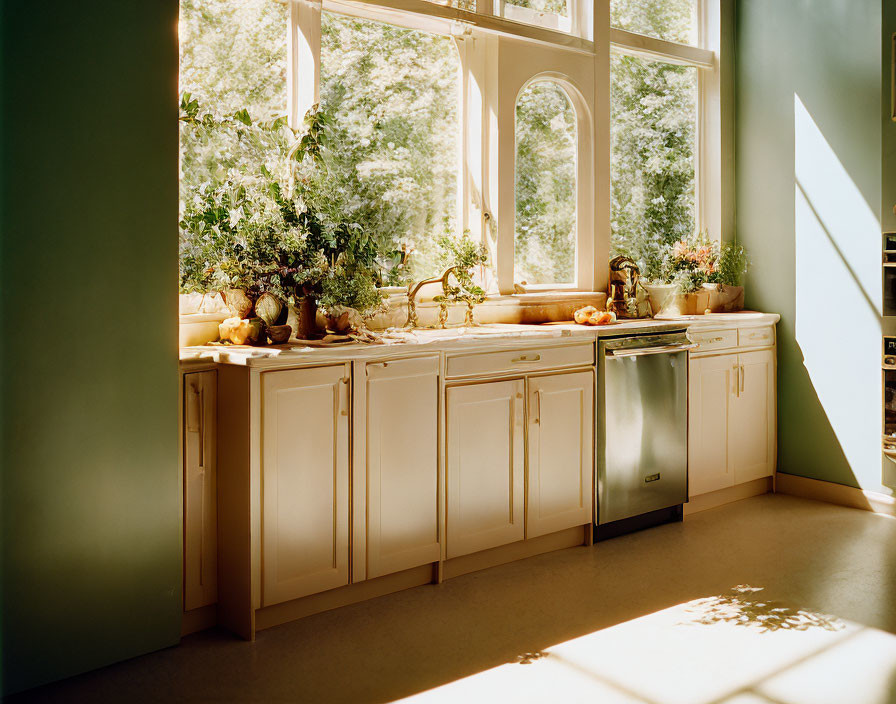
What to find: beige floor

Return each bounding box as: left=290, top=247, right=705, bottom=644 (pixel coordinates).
left=12, top=494, right=896, bottom=703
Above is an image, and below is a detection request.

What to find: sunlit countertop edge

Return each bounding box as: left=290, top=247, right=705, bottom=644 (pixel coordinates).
left=179, top=311, right=781, bottom=368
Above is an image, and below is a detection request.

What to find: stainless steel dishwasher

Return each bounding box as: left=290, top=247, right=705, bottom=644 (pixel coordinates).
left=596, top=331, right=695, bottom=538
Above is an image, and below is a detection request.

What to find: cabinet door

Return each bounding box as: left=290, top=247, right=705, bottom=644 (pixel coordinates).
left=688, top=354, right=736, bottom=497
left=730, top=349, right=776, bottom=484
left=446, top=380, right=525, bottom=558
left=527, top=371, right=594, bottom=538
left=364, top=357, right=440, bottom=579
left=261, top=365, right=350, bottom=607
left=184, top=370, right=217, bottom=611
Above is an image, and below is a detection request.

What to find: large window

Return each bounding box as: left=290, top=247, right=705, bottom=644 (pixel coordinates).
left=179, top=0, right=723, bottom=297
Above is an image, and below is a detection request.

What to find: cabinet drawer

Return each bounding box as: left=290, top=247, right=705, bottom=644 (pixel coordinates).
left=445, top=343, right=594, bottom=379
left=687, top=329, right=737, bottom=352
left=738, top=326, right=775, bottom=348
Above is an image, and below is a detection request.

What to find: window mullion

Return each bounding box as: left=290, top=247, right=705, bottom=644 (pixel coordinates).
left=594, top=0, right=610, bottom=292
left=288, top=0, right=321, bottom=130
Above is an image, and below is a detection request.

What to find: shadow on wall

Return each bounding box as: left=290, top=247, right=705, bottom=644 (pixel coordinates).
left=790, top=94, right=887, bottom=493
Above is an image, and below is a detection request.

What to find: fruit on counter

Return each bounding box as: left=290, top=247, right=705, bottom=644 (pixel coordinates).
left=255, top=292, right=282, bottom=327
left=223, top=289, right=254, bottom=319
left=574, top=306, right=598, bottom=324
left=266, top=324, right=293, bottom=344
left=573, top=306, right=617, bottom=326
left=218, top=316, right=265, bottom=345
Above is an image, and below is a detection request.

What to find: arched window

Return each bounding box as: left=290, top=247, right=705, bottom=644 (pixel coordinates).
left=514, top=81, right=578, bottom=286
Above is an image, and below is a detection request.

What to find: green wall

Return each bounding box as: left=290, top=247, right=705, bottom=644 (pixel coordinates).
left=737, top=0, right=892, bottom=496
left=0, top=1, right=182, bottom=694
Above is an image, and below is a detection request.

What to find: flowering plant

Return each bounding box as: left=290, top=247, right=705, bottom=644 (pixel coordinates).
left=667, top=232, right=720, bottom=293
left=644, top=231, right=747, bottom=293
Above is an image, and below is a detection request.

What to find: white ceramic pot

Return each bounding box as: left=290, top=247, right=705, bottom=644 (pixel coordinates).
left=643, top=284, right=679, bottom=316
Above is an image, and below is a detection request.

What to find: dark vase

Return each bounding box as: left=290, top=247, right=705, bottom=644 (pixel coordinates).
left=295, top=296, right=320, bottom=339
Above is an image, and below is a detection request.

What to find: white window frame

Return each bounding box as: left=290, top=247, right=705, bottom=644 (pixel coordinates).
left=282, top=0, right=727, bottom=295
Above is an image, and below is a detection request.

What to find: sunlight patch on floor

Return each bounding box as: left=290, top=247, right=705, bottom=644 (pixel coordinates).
left=397, top=586, right=896, bottom=704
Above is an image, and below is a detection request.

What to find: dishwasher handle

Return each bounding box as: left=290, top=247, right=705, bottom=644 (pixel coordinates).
left=605, top=343, right=698, bottom=358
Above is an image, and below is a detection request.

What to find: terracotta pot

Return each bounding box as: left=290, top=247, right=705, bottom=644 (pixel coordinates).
left=679, top=289, right=712, bottom=315
left=644, top=284, right=712, bottom=317
left=702, top=283, right=745, bottom=313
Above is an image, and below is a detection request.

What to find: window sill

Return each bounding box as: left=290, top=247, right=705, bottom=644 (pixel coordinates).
left=372, top=289, right=607, bottom=328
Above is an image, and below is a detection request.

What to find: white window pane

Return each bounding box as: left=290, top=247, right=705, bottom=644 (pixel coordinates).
left=610, top=53, right=697, bottom=275
left=610, top=0, right=697, bottom=46
left=505, top=0, right=568, bottom=17
left=515, top=82, right=577, bottom=286
left=502, top=0, right=572, bottom=33
left=321, top=12, right=460, bottom=282
left=179, top=0, right=287, bottom=121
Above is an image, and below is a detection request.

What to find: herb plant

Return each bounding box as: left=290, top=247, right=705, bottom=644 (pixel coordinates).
left=433, top=232, right=489, bottom=315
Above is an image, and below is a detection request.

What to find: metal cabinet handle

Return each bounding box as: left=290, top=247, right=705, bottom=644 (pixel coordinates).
left=533, top=389, right=542, bottom=425
left=187, top=381, right=205, bottom=469
left=340, top=377, right=350, bottom=416
left=607, top=343, right=697, bottom=358
left=198, top=387, right=205, bottom=469
left=740, top=364, right=745, bottom=394
left=733, top=365, right=740, bottom=398
left=512, top=354, right=542, bottom=363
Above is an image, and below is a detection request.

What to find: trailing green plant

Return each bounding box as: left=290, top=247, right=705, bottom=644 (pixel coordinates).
left=179, top=95, right=403, bottom=316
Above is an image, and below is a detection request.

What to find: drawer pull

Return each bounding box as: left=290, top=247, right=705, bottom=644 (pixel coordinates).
left=512, top=354, right=542, bottom=363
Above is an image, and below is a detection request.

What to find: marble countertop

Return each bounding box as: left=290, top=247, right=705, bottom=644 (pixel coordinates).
left=179, top=311, right=780, bottom=369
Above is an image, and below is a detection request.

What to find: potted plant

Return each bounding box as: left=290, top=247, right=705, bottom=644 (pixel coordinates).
left=432, top=232, right=489, bottom=327
left=703, top=241, right=748, bottom=312
left=639, top=245, right=679, bottom=317
left=179, top=98, right=400, bottom=342
left=640, top=232, right=748, bottom=316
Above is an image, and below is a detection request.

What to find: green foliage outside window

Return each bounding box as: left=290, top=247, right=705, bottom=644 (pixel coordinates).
left=610, top=0, right=696, bottom=46
left=320, top=11, right=461, bottom=283
left=610, top=51, right=697, bottom=281
left=515, top=82, right=577, bottom=285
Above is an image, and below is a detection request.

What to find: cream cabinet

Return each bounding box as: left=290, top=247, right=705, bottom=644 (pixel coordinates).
left=527, top=371, right=594, bottom=538
left=446, top=379, right=526, bottom=558
left=445, top=360, right=595, bottom=559
left=260, top=365, right=350, bottom=606
left=688, top=341, right=776, bottom=497
left=730, top=349, right=777, bottom=483
left=183, top=369, right=217, bottom=611
left=357, top=356, right=440, bottom=580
